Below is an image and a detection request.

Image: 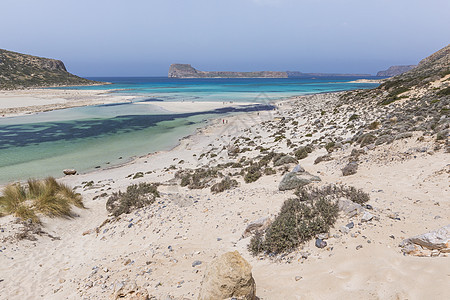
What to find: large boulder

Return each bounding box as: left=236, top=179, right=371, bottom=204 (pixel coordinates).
left=199, top=251, right=256, bottom=300
left=278, top=169, right=321, bottom=191
left=400, top=225, right=450, bottom=257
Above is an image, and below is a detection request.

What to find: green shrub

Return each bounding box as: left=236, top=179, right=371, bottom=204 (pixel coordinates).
left=106, top=183, right=159, bottom=217
left=249, top=186, right=339, bottom=255
left=248, top=185, right=369, bottom=255
left=294, top=146, right=312, bottom=160
left=348, top=114, right=359, bottom=121
left=244, top=164, right=262, bottom=183
left=176, top=167, right=221, bottom=189
left=210, top=177, right=238, bottom=193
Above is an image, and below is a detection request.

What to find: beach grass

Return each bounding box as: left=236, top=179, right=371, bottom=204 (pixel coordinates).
left=0, top=177, right=83, bottom=223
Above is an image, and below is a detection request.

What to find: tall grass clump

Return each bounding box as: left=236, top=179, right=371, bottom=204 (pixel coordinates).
left=0, top=177, right=83, bottom=223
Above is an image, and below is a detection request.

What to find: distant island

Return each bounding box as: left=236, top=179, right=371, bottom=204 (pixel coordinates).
left=168, top=64, right=371, bottom=78
left=376, top=65, right=416, bottom=77
left=0, top=49, right=99, bottom=90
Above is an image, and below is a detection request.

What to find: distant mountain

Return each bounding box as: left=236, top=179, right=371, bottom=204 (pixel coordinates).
left=168, top=64, right=288, bottom=78
left=376, top=65, right=416, bottom=77
left=0, top=49, right=98, bottom=90
left=168, top=64, right=371, bottom=79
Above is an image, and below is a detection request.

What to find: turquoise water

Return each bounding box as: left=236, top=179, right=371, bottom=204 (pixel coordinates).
left=0, top=77, right=379, bottom=184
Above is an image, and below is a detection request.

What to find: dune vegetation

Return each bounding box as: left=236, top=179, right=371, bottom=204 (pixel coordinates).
left=0, top=177, right=83, bottom=223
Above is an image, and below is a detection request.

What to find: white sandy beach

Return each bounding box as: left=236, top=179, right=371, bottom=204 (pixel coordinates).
left=0, top=90, right=448, bottom=299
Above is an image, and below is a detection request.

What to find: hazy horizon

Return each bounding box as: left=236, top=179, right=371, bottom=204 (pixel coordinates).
left=1, top=0, right=449, bottom=77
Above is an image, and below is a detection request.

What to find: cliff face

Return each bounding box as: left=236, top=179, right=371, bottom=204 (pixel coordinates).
left=0, top=49, right=98, bottom=89
left=168, top=64, right=288, bottom=78
left=376, top=65, right=416, bottom=77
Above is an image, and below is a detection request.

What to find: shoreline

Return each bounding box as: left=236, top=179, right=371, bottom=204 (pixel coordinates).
left=0, top=89, right=448, bottom=299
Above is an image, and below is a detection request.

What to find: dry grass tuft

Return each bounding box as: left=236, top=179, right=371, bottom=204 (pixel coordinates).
left=0, top=177, right=84, bottom=223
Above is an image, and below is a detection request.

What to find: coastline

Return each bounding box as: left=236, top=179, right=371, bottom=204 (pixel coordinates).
left=0, top=90, right=448, bottom=299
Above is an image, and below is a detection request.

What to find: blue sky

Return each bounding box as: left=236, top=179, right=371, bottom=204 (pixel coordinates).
left=1, top=0, right=449, bottom=76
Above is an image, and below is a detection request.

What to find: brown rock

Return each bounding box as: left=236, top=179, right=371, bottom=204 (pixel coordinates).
left=63, top=169, right=77, bottom=175
left=199, top=251, right=256, bottom=300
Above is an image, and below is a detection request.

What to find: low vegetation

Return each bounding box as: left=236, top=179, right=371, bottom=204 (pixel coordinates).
left=0, top=177, right=83, bottom=223
left=210, top=177, right=239, bottom=193
left=248, top=185, right=369, bottom=255
left=106, top=183, right=159, bottom=217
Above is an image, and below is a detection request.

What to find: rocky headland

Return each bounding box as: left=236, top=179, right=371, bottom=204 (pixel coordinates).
left=376, top=65, right=417, bottom=77
left=0, top=49, right=99, bottom=90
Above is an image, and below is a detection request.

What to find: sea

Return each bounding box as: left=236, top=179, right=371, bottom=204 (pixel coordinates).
left=0, top=77, right=380, bottom=184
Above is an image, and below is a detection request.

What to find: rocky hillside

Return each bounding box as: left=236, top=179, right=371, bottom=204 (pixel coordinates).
left=0, top=49, right=98, bottom=89
left=169, top=64, right=288, bottom=78
left=339, top=44, right=449, bottom=148
left=376, top=65, right=416, bottom=77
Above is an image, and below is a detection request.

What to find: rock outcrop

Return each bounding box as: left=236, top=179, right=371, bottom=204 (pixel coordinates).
left=400, top=225, right=450, bottom=257
left=376, top=65, right=416, bottom=77
left=169, top=64, right=287, bottom=78
left=0, top=48, right=98, bottom=89
left=199, top=251, right=256, bottom=300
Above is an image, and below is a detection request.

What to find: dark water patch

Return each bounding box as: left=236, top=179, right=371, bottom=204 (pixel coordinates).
left=0, top=104, right=274, bottom=149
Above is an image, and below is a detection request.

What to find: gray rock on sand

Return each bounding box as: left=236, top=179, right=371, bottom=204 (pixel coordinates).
left=242, top=216, right=272, bottom=238
left=199, top=251, right=256, bottom=300
left=400, top=224, right=450, bottom=256
left=338, top=198, right=365, bottom=218
left=361, top=211, right=374, bottom=222
left=63, top=169, right=77, bottom=175
left=278, top=166, right=321, bottom=191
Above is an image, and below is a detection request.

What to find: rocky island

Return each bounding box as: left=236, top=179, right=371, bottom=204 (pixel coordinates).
left=0, top=49, right=99, bottom=90
left=169, top=64, right=372, bottom=78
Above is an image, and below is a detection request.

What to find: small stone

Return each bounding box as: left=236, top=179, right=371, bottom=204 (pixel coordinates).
left=356, top=245, right=363, bottom=250
left=339, top=226, right=349, bottom=234
left=365, top=204, right=373, bottom=210
left=346, top=221, right=354, bottom=229
left=128, top=223, right=133, bottom=228
left=295, top=276, right=302, bottom=281
left=192, top=260, right=202, bottom=267
left=315, top=238, right=327, bottom=248
left=361, top=212, right=374, bottom=222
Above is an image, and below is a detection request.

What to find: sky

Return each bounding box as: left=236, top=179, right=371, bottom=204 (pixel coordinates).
left=1, top=0, right=449, bottom=77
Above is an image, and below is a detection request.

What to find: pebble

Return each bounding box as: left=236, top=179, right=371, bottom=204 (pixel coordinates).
left=346, top=221, right=354, bottom=229
left=361, top=212, right=374, bottom=222
left=356, top=245, right=363, bottom=250
left=339, top=226, right=349, bottom=234
left=315, top=238, right=327, bottom=249
left=128, top=223, right=133, bottom=228
left=192, top=260, right=202, bottom=267
left=295, top=276, right=302, bottom=281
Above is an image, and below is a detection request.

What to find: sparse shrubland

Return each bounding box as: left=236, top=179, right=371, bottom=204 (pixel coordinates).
left=106, top=183, right=159, bottom=217
left=248, top=185, right=370, bottom=255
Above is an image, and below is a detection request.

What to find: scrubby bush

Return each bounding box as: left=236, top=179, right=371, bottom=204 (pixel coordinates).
left=0, top=177, right=83, bottom=223
left=210, top=177, right=238, bottom=193
left=176, top=167, right=221, bottom=189
left=248, top=184, right=369, bottom=255
left=249, top=185, right=339, bottom=255
left=294, top=146, right=312, bottom=160
left=106, top=183, right=159, bottom=217
left=244, top=164, right=262, bottom=183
